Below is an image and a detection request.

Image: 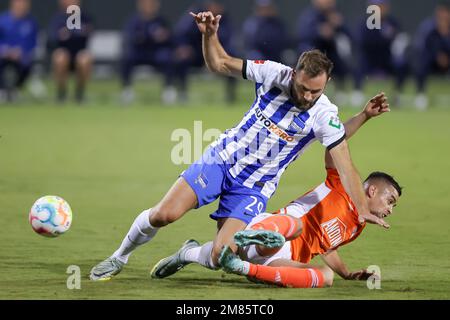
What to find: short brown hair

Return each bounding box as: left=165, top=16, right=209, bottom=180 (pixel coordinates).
left=295, top=49, right=334, bottom=78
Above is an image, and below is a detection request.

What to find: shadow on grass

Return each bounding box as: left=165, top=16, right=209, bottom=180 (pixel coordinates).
left=152, top=275, right=280, bottom=290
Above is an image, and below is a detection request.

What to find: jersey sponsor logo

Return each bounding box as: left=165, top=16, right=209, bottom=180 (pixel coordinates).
left=320, top=217, right=347, bottom=248
left=253, top=60, right=266, bottom=64
left=255, top=107, right=295, bottom=142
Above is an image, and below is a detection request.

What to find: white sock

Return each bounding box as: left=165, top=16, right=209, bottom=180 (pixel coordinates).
left=112, top=209, right=158, bottom=263
left=240, top=261, right=251, bottom=276
left=184, top=241, right=219, bottom=270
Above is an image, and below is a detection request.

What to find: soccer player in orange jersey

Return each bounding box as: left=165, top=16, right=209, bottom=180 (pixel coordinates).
left=218, top=92, right=402, bottom=288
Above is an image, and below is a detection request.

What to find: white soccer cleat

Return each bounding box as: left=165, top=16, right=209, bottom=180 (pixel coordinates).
left=89, top=257, right=125, bottom=281
left=150, top=239, right=199, bottom=279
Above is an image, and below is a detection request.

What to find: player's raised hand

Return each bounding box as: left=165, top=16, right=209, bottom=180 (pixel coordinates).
left=363, top=92, right=390, bottom=119
left=359, top=212, right=390, bottom=229
left=190, top=11, right=222, bottom=36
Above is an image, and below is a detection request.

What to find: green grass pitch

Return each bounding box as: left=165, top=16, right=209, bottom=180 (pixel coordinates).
left=1, top=77, right=449, bottom=299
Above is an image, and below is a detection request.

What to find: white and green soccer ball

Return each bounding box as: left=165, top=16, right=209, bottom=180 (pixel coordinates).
left=29, top=195, right=72, bottom=237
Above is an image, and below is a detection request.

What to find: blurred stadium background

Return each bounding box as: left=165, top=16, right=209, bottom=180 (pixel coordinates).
left=1, top=0, right=450, bottom=300
left=0, top=0, right=448, bottom=107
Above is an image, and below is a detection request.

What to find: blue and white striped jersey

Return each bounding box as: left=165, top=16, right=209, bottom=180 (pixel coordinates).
left=210, top=60, right=346, bottom=198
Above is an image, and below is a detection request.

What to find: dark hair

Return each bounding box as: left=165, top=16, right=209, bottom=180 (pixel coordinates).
left=295, top=49, right=334, bottom=78
left=365, top=172, right=403, bottom=196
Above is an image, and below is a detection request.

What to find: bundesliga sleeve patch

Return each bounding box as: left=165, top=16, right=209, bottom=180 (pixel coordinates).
left=328, top=116, right=342, bottom=129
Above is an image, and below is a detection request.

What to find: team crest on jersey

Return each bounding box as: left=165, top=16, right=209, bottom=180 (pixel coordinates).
left=320, top=217, right=347, bottom=248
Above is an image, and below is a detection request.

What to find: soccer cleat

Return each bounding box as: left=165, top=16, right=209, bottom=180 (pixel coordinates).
left=234, top=229, right=285, bottom=248
left=218, top=246, right=247, bottom=275
left=150, top=239, right=199, bottom=279
left=89, top=257, right=125, bottom=281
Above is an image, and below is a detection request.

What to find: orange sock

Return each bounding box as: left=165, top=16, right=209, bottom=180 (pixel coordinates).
left=251, top=215, right=300, bottom=239
left=247, top=264, right=324, bottom=288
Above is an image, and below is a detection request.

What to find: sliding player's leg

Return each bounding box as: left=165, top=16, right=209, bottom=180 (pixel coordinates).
left=234, top=212, right=302, bottom=258
left=151, top=184, right=269, bottom=278
left=237, top=213, right=302, bottom=243
left=268, top=259, right=334, bottom=287
left=91, top=148, right=225, bottom=281
left=219, top=245, right=333, bottom=288
left=208, top=185, right=269, bottom=266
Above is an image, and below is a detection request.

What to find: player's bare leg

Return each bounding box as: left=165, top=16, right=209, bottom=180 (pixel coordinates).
left=211, top=217, right=247, bottom=265
left=90, top=177, right=198, bottom=281
left=149, top=177, right=198, bottom=227
left=74, top=50, right=92, bottom=103
left=52, top=48, right=70, bottom=102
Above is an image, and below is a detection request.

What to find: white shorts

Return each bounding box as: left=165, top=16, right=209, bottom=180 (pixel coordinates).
left=238, top=213, right=292, bottom=266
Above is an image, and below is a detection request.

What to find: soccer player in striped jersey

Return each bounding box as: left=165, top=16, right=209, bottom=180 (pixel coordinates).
left=217, top=94, right=402, bottom=288
left=90, top=11, right=388, bottom=281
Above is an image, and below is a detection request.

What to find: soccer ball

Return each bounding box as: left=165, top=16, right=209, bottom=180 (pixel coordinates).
left=29, top=195, right=72, bottom=237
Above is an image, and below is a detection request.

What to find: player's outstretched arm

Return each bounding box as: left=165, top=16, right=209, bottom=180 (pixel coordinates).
left=321, top=250, right=375, bottom=280
left=328, top=140, right=390, bottom=228
left=325, top=92, right=389, bottom=169
left=190, top=11, right=243, bottom=77
left=320, top=250, right=351, bottom=279
left=344, top=92, right=390, bottom=139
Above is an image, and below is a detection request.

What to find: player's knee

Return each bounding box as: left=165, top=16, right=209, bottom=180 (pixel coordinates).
left=52, top=49, right=70, bottom=67
left=149, top=204, right=184, bottom=227
left=76, top=51, right=92, bottom=69
left=319, top=267, right=334, bottom=287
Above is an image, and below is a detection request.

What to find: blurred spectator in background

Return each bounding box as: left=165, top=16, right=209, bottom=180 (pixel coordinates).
left=48, top=0, right=93, bottom=103
left=296, top=0, right=351, bottom=101
left=352, top=0, right=409, bottom=107
left=172, top=2, right=203, bottom=103
left=173, top=1, right=236, bottom=103
left=414, top=1, right=450, bottom=110
left=120, top=0, right=175, bottom=105
left=0, top=0, right=38, bottom=103
left=243, top=0, right=287, bottom=62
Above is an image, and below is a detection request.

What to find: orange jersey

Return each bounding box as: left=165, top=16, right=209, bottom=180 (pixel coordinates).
left=278, top=168, right=366, bottom=263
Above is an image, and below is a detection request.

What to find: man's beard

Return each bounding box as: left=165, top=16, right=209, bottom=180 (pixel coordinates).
left=294, top=96, right=318, bottom=111
left=290, top=86, right=320, bottom=110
